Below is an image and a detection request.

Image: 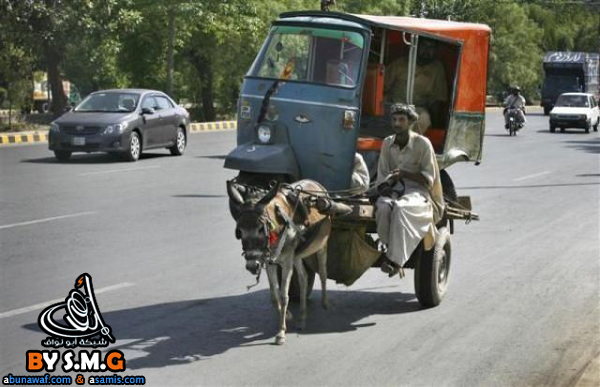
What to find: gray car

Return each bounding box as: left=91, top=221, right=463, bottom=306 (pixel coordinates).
left=48, top=89, right=190, bottom=161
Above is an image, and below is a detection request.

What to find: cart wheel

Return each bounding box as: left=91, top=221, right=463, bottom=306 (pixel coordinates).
left=277, top=262, right=315, bottom=302
left=414, top=227, right=451, bottom=307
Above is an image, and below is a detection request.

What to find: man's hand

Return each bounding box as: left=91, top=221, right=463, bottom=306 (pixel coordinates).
left=390, top=169, right=403, bottom=180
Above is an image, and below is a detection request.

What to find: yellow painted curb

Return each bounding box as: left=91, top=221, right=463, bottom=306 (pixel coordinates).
left=189, top=120, right=237, bottom=132
left=0, top=120, right=237, bottom=147
left=0, top=132, right=48, bottom=146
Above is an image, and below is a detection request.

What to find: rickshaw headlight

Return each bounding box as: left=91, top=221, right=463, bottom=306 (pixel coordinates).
left=343, top=110, right=357, bottom=130
left=257, top=125, right=272, bottom=144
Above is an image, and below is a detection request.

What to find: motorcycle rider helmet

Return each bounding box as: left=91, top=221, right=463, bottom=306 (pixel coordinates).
left=511, top=85, right=521, bottom=94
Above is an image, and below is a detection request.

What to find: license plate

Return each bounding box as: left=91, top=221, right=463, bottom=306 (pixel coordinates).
left=72, top=137, right=85, bottom=146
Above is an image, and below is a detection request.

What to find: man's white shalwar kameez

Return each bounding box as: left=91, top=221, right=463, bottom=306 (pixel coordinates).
left=375, top=130, right=444, bottom=267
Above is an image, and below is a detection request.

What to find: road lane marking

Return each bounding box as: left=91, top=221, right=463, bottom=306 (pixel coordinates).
left=0, top=282, right=135, bottom=319
left=0, top=211, right=97, bottom=231
left=79, top=165, right=160, bottom=176
left=513, top=171, right=551, bottom=182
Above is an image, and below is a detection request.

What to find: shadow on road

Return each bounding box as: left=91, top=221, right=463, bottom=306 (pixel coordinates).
left=197, top=155, right=226, bottom=160
left=172, top=194, right=226, bottom=198
left=22, top=289, right=419, bottom=370
left=22, top=152, right=171, bottom=164
left=563, top=138, right=600, bottom=154
left=458, top=182, right=600, bottom=190
left=535, top=129, right=591, bottom=135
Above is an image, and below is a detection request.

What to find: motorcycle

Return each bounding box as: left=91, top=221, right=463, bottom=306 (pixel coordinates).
left=505, top=107, right=524, bottom=136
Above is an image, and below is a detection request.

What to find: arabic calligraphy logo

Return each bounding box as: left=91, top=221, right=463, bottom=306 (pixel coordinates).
left=38, top=273, right=114, bottom=348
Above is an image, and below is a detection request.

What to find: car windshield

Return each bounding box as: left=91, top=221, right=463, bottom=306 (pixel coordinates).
left=250, top=26, right=365, bottom=88
left=555, top=95, right=589, bottom=107
left=75, top=92, right=140, bottom=113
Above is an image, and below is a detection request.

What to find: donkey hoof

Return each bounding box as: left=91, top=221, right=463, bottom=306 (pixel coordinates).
left=275, top=335, right=286, bottom=345
left=296, top=319, right=306, bottom=330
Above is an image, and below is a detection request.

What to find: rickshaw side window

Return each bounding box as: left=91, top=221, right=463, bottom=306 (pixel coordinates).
left=253, top=26, right=364, bottom=88
left=360, top=32, right=460, bottom=150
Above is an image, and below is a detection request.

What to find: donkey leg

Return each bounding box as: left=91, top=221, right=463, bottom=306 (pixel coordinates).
left=316, top=248, right=329, bottom=309
left=265, top=264, right=281, bottom=313
left=293, top=257, right=308, bottom=330
left=276, top=258, right=294, bottom=345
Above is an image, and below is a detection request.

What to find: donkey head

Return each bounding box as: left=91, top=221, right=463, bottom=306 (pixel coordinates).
left=227, top=180, right=280, bottom=274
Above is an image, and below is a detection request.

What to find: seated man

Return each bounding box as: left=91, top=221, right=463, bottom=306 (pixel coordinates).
left=384, top=39, right=448, bottom=133
left=375, top=104, right=444, bottom=276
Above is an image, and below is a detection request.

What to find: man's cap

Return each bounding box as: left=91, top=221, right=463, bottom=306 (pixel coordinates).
left=390, top=103, right=419, bottom=121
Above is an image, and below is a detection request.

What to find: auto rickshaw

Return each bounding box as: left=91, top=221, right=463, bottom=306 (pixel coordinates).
left=225, top=10, right=489, bottom=307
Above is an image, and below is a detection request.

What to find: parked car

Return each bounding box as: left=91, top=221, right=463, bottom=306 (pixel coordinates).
left=549, top=92, right=600, bottom=133
left=48, top=89, right=190, bottom=161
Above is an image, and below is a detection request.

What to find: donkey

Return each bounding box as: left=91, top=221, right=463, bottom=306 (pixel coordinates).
left=227, top=179, right=331, bottom=345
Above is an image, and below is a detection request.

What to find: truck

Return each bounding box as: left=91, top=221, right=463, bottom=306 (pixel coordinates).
left=541, top=52, right=600, bottom=115
left=31, top=71, right=80, bottom=113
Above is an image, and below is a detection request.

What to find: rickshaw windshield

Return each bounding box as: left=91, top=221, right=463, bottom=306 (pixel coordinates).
left=250, top=26, right=365, bottom=88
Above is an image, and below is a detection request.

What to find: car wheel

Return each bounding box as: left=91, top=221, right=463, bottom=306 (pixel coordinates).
left=560, top=127, right=565, bottom=133
left=543, top=106, right=550, bottom=116
left=125, top=131, right=141, bottom=162
left=550, top=124, right=555, bottom=133
left=585, top=120, right=591, bottom=134
left=54, top=150, right=72, bottom=162
left=169, top=127, right=186, bottom=156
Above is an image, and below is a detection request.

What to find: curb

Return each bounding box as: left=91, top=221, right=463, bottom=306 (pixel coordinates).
left=0, top=120, right=238, bottom=147
left=0, top=131, right=49, bottom=146
left=189, top=120, right=236, bottom=132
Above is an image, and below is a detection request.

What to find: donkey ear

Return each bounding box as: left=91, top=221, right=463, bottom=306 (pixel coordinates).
left=257, top=182, right=280, bottom=207
left=226, top=180, right=244, bottom=205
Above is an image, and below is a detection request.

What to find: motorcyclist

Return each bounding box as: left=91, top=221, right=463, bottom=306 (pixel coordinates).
left=503, top=86, right=526, bottom=129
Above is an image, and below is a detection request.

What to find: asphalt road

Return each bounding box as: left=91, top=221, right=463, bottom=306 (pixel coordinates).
left=1, top=111, right=598, bottom=386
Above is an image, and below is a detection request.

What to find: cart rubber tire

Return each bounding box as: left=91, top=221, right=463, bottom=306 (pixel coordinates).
left=54, top=150, right=72, bottom=162
left=585, top=120, right=590, bottom=134
left=277, top=262, right=315, bottom=302
left=594, top=118, right=598, bottom=132
left=550, top=125, right=555, bottom=133
left=415, top=227, right=451, bottom=308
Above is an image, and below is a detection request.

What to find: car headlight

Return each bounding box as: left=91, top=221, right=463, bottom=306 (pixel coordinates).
left=103, top=123, right=127, bottom=135
left=50, top=123, right=60, bottom=132
left=257, top=125, right=272, bottom=144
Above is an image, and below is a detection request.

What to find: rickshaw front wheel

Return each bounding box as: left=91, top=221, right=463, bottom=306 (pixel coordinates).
left=414, top=227, right=451, bottom=308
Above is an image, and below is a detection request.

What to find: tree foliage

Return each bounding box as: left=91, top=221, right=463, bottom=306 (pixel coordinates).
left=1, top=0, right=598, bottom=117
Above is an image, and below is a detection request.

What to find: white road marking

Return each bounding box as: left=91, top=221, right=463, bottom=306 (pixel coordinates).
left=0, top=282, right=135, bottom=319
left=79, top=165, right=160, bottom=176
left=513, top=171, right=551, bottom=182
left=0, top=211, right=97, bottom=231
